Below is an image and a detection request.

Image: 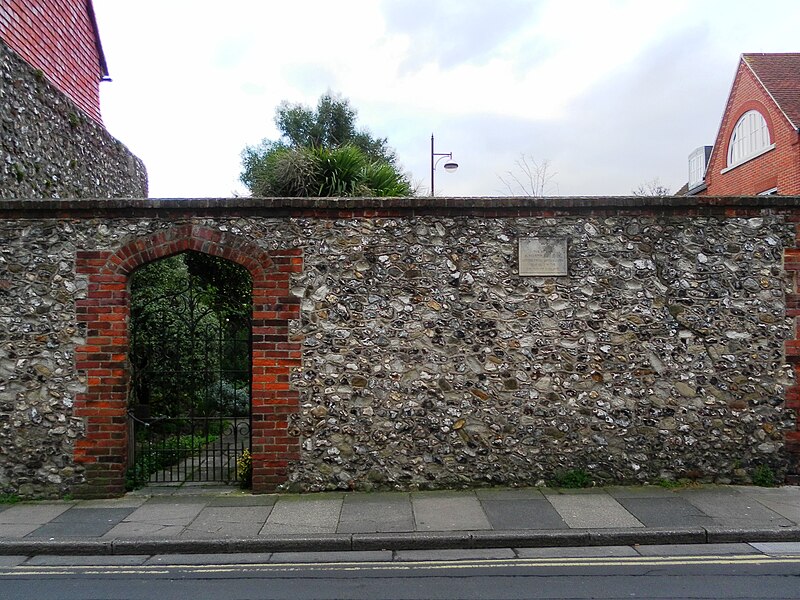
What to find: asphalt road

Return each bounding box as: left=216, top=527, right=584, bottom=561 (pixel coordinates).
left=0, top=553, right=799, bottom=599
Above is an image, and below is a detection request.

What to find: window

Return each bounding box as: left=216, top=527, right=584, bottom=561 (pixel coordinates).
left=727, top=110, right=772, bottom=167
left=688, top=146, right=710, bottom=190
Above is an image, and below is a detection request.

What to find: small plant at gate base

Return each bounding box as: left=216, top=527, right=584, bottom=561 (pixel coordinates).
left=752, top=464, right=776, bottom=487
left=237, top=449, right=252, bottom=489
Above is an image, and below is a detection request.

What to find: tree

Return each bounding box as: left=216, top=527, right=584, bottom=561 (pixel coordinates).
left=274, top=93, right=396, bottom=165
left=129, top=252, right=252, bottom=421
left=241, top=93, right=411, bottom=197
left=632, top=178, right=671, bottom=197
left=498, top=155, right=558, bottom=197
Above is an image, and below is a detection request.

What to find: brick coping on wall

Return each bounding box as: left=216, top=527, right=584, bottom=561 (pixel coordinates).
left=2, top=195, right=800, bottom=219
left=3, top=196, right=799, bottom=492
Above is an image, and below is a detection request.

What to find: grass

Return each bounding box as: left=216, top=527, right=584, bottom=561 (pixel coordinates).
left=0, top=493, right=21, bottom=504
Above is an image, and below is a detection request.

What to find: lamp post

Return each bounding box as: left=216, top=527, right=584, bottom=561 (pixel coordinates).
left=430, top=133, right=458, bottom=196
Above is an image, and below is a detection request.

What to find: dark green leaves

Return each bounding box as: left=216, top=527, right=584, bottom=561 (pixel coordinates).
left=240, top=93, right=411, bottom=197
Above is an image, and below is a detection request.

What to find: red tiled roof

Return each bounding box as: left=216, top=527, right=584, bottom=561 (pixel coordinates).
left=743, top=53, right=800, bottom=129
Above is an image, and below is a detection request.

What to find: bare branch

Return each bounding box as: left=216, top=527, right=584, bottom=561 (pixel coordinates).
left=497, top=154, right=558, bottom=197
left=632, top=177, right=670, bottom=197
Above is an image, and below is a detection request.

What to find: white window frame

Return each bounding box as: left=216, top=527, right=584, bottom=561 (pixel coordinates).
left=757, top=187, right=778, bottom=196
left=688, top=149, right=706, bottom=189
left=723, top=110, right=774, bottom=172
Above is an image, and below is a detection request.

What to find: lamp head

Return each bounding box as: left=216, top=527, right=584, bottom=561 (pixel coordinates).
left=443, top=161, right=459, bottom=172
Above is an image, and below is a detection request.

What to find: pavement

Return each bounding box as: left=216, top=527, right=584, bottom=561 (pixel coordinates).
left=0, top=484, right=798, bottom=557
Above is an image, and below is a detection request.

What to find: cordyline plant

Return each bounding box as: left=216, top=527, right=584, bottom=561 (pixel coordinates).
left=241, top=92, right=413, bottom=197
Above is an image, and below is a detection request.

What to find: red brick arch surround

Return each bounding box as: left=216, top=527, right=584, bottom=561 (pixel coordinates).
left=73, top=224, right=302, bottom=497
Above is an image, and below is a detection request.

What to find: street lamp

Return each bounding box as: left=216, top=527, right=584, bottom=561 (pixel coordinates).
left=430, top=133, right=458, bottom=196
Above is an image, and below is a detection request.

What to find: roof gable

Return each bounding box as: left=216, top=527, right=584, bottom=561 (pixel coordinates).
left=743, top=53, right=800, bottom=129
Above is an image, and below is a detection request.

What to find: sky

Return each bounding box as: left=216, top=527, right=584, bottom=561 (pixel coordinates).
left=92, top=0, right=800, bottom=199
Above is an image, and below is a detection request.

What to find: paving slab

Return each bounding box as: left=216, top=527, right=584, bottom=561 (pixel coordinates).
left=134, top=496, right=213, bottom=506
left=260, top=497, right=343, bottom=535
left=181, top=506, right=271, bottom=538
left=412, top=493, right=491, bottom=531
left=736, top=486, right=800, bottom=524
left=0, top=503, right=73, bottom=525
left=615, top=497, right=715, bottom=527
left=635, top=543, right=759, bottom=556
left=680, top=488, right=794, bottom=527
left=0, top=523, right=51, bottom=538
left=515, top=545, right=640, bottom=558
left=206, top=495, right=277, bottom=507
left=479, top=498, right=568, bottom=530
left=394, top=548, right=517, bottom=561
left=749, top=541, right=800, bottom=555
left=474, top=488, right=546, bottom=501
left=135, top=484, right=235, bottom=497
left=0, top=556, right=28, bottom=567
left=72, top=497, right=148, bottom=509
left=545, top=492, right=643, bottom=528
left=103, top=522, right=187, bottom=539
left=113, top=501, right=206, bottom=526
left=27, top=508, right=136, bottom=538
left=337, top=493, right=414, bottom=533
left=605, top=486, right=681, bottom=499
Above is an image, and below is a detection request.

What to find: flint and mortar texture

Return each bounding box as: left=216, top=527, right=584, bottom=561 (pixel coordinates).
left=0, top=202, right=796, bottom=497
left=0, top=41, right=148, bottom=199
left=0, top=220, right=87, bottom=498
left=286, top=215, right=795, bottom=491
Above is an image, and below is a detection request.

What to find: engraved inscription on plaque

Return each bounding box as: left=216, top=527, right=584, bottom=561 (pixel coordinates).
left=518, top=238, right=568, bottom=276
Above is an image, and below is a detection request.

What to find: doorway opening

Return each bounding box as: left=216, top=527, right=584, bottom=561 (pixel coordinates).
left=126, top=251, right=252, bottom=488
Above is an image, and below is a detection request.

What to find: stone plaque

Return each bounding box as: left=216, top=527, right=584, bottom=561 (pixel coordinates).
left=518, top=238, right=568, bottom=276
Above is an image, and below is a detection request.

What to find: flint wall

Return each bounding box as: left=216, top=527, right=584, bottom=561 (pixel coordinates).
left=0, top=197, right=798, bottom=498
left=1, top=41, right=148, bottom=199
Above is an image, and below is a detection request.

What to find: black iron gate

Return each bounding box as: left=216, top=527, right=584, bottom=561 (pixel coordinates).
left=128, top=257, right=251, bottom=486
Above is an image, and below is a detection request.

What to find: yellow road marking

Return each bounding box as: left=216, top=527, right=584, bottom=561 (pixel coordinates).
left=1, top=554, right=799, bottom=577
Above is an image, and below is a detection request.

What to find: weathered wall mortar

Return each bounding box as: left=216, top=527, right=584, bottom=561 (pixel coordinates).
left=1, top=41, right=148, bottom=199
left=0, top=197, right=797, bottom=497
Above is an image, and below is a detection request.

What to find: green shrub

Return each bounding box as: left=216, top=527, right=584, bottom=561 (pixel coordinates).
left=550, top=469, right=593, bottom=488
left=751, top=465, right=776, bottom=487
left=657, top=478, right=682, bottom=489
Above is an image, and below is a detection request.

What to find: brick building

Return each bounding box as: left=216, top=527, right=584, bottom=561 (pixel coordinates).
left=685, top=53, right=800, bottom=196
left=0, top=0, right=108, bottom=124
left=1, top=0, right=147, bottom=198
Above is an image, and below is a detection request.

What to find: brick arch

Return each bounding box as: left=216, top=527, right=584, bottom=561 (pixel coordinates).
left=74, top=225, right=302, bottom=497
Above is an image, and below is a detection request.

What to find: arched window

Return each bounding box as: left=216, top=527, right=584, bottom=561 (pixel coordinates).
left=727, top=110, right=771, bottom=167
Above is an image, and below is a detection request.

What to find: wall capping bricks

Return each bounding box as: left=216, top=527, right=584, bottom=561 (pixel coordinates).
left=2, top=195, right=800, bottom=218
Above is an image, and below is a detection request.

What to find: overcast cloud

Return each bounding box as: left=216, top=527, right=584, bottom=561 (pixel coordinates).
left=93, top=0, right=800, bottom=198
